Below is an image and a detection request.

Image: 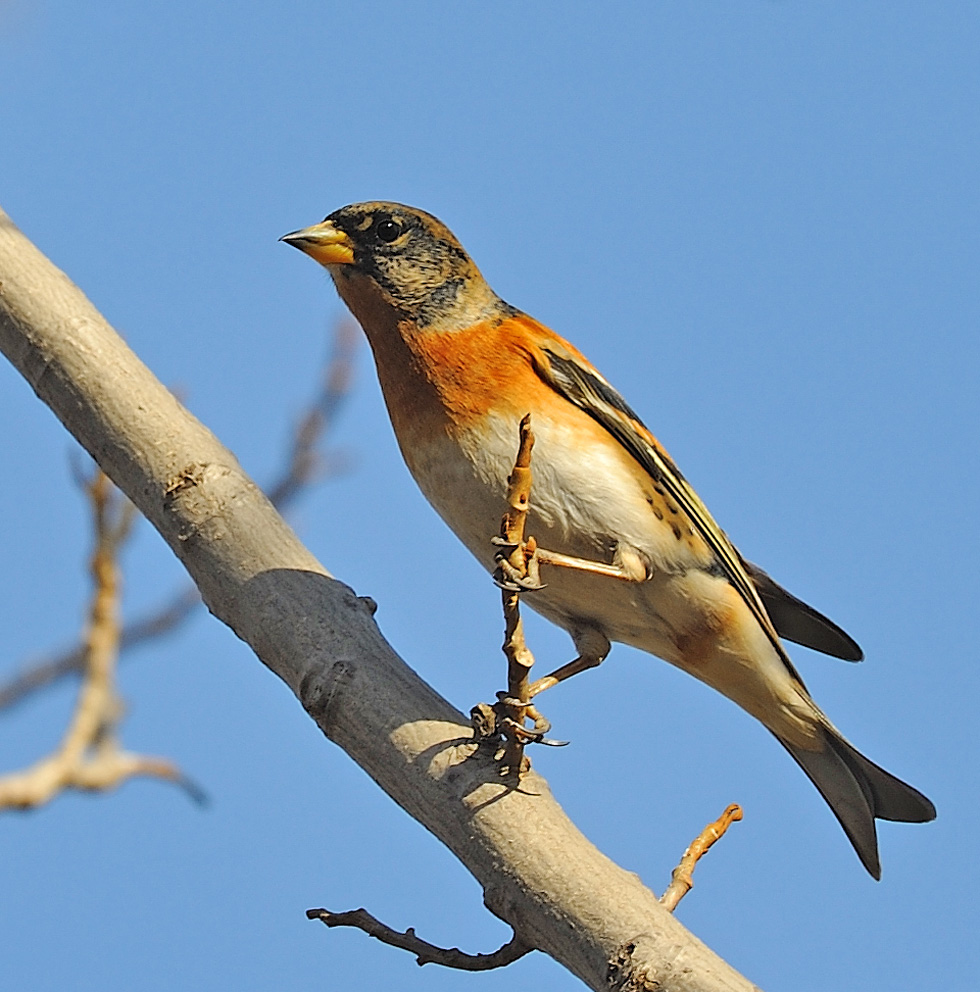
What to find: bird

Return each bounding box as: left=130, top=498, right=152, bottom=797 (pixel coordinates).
left=281, top=201, right=935, bottom=877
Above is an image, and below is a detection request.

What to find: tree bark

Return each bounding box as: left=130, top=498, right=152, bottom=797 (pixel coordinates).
left=0, top=206, right=761, bottom=992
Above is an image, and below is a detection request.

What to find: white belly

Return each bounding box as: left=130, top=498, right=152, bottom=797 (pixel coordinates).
left=400, top=409, right=821, bottom=744
left=402, top=410, right=706, bottom=660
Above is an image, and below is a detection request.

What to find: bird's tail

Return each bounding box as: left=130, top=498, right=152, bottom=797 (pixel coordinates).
left=778, top=726, right=936, bottom=879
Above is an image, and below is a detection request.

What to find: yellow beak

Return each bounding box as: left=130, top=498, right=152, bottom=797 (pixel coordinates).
left=280, top=220, right=355, bottom=266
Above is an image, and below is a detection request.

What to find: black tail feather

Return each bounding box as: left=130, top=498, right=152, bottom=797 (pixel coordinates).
left=779, top=728, right=936, bottom=879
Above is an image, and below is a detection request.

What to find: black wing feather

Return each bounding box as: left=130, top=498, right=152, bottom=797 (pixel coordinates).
left=742, top=560, right=863, bottom=661
left=541, top=348, right=792, bottom=666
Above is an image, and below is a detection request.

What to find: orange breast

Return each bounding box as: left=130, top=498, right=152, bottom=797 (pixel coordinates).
left=368, top=315, right=558, bottom=449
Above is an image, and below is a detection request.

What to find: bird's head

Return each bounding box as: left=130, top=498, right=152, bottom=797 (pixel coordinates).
left=282, top=202, right=509, bottom=331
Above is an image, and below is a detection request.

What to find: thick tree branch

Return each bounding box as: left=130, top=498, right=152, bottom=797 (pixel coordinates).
left=0, top=207, right=760, bottom=992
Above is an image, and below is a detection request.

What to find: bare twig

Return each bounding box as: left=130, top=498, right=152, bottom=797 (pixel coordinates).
left=497, top=415, right=538, bottom=774
left=306, top=908, right=533, bottom=970
left=471, top=415, right=555, bottom=773
left=0, top=318, right=358, bottom=715
left=266, top=317, right=358, bottom=509
left=0, top=583, right=200, bottom=713
left=0, top=470, right=200, bottom=809
left=660, top=804, right=743, bottom=913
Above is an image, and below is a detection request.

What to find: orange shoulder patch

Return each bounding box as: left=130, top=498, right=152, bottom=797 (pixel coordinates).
left=401, top=315, right=564, bottom=431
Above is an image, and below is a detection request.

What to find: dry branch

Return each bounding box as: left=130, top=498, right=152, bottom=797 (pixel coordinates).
left=661, top=805, right=744, bottom=913
left=483, top=414, right=553, bottom=773
left=306, top=908, right=532, bottom=970
left=0, top=206, right=760, bottom=992
left=0, top=470, right=198, bottom=808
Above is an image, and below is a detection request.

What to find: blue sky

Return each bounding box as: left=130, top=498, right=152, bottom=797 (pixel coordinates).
left=1, top=3, right=977, bottom=989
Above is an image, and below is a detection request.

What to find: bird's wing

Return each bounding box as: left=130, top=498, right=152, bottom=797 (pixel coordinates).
left=741, top=559, right=863, bottom=661
left=535, top=342, right=794, bottom=667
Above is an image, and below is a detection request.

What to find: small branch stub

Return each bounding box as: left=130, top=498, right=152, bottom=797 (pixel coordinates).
left=500, top=415, right=534, bottom=548
left=660, top=804, right=743, bottom=913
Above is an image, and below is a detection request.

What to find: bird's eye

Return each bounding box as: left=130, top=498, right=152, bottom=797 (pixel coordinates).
left=374, top=218, right=403, bottom=243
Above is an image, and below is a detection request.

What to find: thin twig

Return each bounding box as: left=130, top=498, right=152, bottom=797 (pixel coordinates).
left=306, top=908, right=533, bottom=970
left=660, top=804, right=743, bottom=913
left=497, top=415, right=538, bottom=774
left=266, top=317, right=358, bottom=509
left=472, top=415, right=568, bottom=768
left=0, top=588, right=201, bottom=713
left=0, top=318, right=358, bottom=715
left=0, top=470, right=200, bottom=809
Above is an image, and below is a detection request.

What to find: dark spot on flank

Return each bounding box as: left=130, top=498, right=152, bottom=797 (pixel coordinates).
left=671, top=523, right=682, bottom=540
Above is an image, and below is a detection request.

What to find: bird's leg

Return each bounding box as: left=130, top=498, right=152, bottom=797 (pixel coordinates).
left=493, top=541, right=648, bottom=590
left=528, top=628, right=611, bottom=699
left=535, top=542, right=650, bottom=582
left=486, top=535, right=638, bottom=755
left=478, top=417, right=629, bottom=765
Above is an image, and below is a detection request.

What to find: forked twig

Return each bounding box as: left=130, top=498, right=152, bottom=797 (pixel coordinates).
left=660, top=804, right=743, bottom=912
left=0, top=470, right=202, bottom=809
left=306, top=908, right=532, bottom=970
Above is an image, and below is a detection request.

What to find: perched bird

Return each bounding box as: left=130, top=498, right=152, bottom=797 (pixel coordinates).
left=282, top=201, right=935, bottom=877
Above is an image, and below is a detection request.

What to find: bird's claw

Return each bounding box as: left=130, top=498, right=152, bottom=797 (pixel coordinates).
left=494, top=693, right=569, bottom=747
left=492, top=569, right=548, bottom=593
left=500, top=719, right=569, bottom=746
left=470, top=695, right=568, bottom=747
left=491, top=538, right=546, bottom=592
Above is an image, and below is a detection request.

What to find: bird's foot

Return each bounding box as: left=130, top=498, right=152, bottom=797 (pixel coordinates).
left=491, top=535, right=547, bottom=592
left=470, top=695, right=569, bottom=750
left=496, top=695, right=569, bottom=747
